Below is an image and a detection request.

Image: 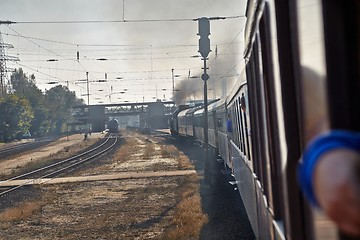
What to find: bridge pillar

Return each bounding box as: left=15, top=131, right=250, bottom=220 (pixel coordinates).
left=148, top=101, right=167, bottom=129
left=89, top=105, right=106, bottom=132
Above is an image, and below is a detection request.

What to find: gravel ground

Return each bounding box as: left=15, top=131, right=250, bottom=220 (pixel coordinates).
left=0, top=130, right=254, bottom=239
left=169, top=136, right=255, bottom=240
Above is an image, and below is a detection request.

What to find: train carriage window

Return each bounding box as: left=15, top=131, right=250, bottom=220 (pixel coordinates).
left=234, top=99, right=241, bottom=150
left=230, top=107, right=235, bottom=143
left=296, top=0, right=328, bottom=140
left=233, top=107, right=238, bottom=145
left=237, top=96, right=245, bottom=154
left=236, top=98, right=242, bottom=149
left=257, top=1, right=284, bottom=221
left=247, top=51, right=263, bottom=182
left=253, top=33, right=272, bottom=202
left=217, top=117, right=222, bottom=128
left=230, top=105, right=236, bottom=146
left=208, top=113, right=214, bottom=130
left=242, top=91, right=251, bottom=160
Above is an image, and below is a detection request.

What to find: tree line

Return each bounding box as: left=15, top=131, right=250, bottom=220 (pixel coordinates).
left=0, top=68, right=84, bottom=142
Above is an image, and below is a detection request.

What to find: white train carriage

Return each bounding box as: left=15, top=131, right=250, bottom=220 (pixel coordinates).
left=193, top=108, right=205, bottom=143
left=177, top=108, right=190, bottom=137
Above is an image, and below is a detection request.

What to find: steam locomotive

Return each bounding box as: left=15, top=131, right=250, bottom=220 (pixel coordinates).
left=107, top=119, right=119, bottom=133
left=170, top=0, right=360, bottom=239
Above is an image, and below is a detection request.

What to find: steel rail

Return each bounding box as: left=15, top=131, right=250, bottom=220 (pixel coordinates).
left=0, top=135, right=118, bottom=197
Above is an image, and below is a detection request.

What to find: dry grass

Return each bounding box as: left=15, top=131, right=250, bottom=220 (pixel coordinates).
left=160, top=175, right=208, bottom=240
left=114, top=131, right=156, bottom=161
left=52, top=139, right=98, bottom=159
left=113, top=137, right=139, bottom=163
left=13, top=139, right=98, bottom=176
left=0, top=201, right=42, bottom=222
left=160, top=145, right=179, bottom=159
left=142, top=142, right=155, bottom=160
left=159, top=144, right=194, bottom=170
left=178, top=155, right=195, bottom=170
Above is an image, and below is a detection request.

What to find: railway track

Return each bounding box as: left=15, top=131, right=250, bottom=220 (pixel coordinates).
left=0, top=137, right=58, bottom=160
left=0, top=134, right=118, bottom=197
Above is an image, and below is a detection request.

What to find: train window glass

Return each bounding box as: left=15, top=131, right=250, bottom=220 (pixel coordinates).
left=254, top=33, right=271, bottom=201
left=247, top=51, right=262, bottom=181
left=238, top=96, right=247, bottom=156
left=232, top=107, right=237, bottom=145
left=297, top=0, right=326, bottom=75
left=237, top=98, right=243, bottom=150
left=296, top=0, right=329, bottom=141
left=258, top=1, right=283, bottom=221
left=229, top=107, right=233, bottom=143
left=208, top=113, right=214, bottom=129
left=243, top=90, right=251, bottom=160
left=246, top=63, right=257, bottom=164
left=231, top=105, right=236, bottom=145
left=268, top=0, right=287, bottom=174
left=235, top=99, right=242, bottom=150
left=217, top=117, right=222, bottom=128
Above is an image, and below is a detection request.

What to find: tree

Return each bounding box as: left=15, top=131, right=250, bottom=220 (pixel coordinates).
left=0, top=94, right=34, bottom=142
left=10, top=68, right=48, bottom=137
left=45, top=85, right=83, bottom=134
left=7, top=68, right=84, bottom=136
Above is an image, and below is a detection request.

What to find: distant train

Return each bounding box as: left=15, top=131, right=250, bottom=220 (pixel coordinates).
left=170, top=0, right=360, bottom=239
left=107, top=119, right=119, bottom=133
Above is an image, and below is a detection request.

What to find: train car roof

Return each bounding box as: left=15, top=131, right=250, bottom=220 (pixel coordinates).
left=177, top=108, right=192, bottom=117
left=186, top=107, right=201, bottom=116
left=208, top=98, right=224, bottom=111
left=226, top=70, right=247, bottom=104
left=178, top=107, right=200, bottom=117
left=193, top=108, right=205, bottom=116
left=172, top=104, right=189, bottom=116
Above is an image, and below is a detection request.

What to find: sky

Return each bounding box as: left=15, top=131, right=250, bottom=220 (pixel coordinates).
left=0, top=0, right=247, bottom=105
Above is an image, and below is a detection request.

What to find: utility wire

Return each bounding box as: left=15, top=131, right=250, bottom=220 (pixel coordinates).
left=6, top=25, right=74, bottom=61
left=1, top=15, right=244, bottom=25
left=1, top=32, right=201, bottom=48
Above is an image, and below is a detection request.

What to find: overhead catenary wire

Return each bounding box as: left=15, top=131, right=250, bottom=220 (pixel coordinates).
left=4, top=25, right=122, bottom=99
left=1, top=12, right=246, bottom=103
left=0, top=15, right=244, bottom=25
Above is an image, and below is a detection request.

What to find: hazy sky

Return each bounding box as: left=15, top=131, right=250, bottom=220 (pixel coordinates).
left=0, top=0, right=246, bottom=104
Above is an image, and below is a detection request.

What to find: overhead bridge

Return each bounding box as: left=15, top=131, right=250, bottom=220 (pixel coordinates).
left=71, top=100, right=176, bottom=132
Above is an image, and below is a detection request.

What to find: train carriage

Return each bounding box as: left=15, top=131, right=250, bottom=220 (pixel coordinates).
left=193, top=108, right=205, bottom=143
left=207, top=100, right=220, bottom=151
left=238, top=0, right=360, bottom=239
left=214, top=98, right=230, bottom=168
left=185, top=107, right=198, bottom=138
left=171, top=0, right=360, bottom=239
left=170, top=105, right=189, bottom=137
left=177, top=108, right=190, bottom=137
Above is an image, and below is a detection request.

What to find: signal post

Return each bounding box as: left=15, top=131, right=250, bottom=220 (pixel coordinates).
left=197, top=17, right=212, bottom=184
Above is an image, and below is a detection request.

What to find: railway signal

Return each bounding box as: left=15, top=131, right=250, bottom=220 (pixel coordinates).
left=197, top=17, right=211, bottom=58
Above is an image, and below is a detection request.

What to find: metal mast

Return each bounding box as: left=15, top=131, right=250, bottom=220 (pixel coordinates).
left=0, top=31, right=19, bottom=95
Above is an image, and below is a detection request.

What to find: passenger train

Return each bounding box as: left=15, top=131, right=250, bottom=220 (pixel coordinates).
left=170, top=0, right=360, bottom=239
